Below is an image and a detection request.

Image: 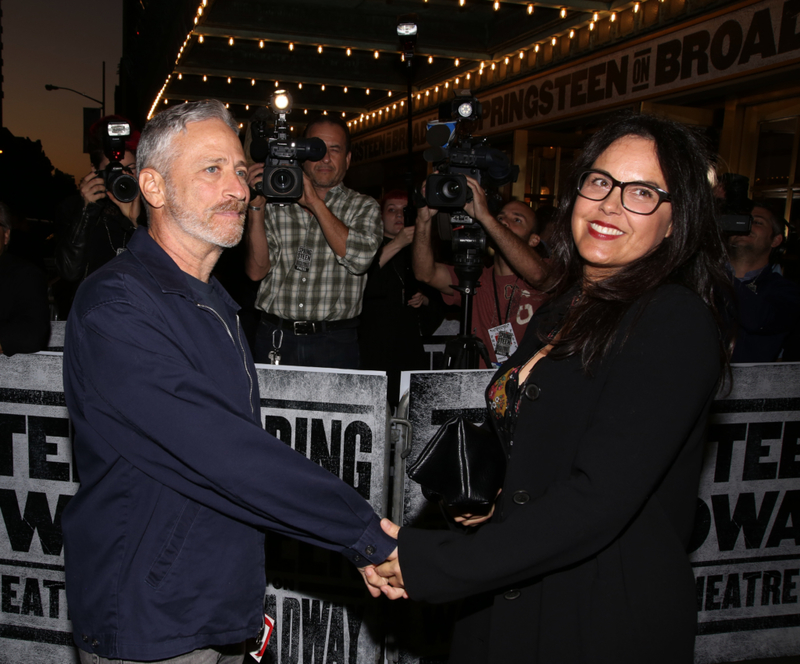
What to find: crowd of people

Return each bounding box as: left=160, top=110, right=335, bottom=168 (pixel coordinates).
left=1, top=100, right=799, bottom=664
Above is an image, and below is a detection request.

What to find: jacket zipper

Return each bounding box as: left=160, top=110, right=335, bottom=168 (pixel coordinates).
left=196, top=304, right=255, bottom=416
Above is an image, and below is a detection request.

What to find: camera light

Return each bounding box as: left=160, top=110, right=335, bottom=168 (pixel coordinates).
left=271, top=90, right=292, bottom=113
left=459, top=0, right=465, bottom=6
left=457, top=102, right=474, bottom=118
left=397, top=22, right=418, bottom=37
left=108, top=122, right=131, bottom=137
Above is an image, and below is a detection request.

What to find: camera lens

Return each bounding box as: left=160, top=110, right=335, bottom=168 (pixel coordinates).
left=270, top=169, right=296, bottom=194
left=438, top=178, right=462, bottom=202
left=108, top=171, right=139, bottom=203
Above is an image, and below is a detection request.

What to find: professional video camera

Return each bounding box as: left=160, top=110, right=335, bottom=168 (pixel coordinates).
left=250, top=90, right=326, bottom=205
left=420, top=91, right=520, bottom=369
left=101, top=121, right=138, bottom=203
left=716, top=173, right=753, bottom=234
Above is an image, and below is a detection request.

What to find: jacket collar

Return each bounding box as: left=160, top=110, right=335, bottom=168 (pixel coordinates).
left=126, top=227, right=240, bottom=312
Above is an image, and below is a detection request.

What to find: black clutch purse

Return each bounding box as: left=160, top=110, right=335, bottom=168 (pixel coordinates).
left=407, top=415, right=506, bottom=515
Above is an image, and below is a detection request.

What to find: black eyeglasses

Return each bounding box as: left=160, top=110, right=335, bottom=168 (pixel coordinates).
left=577, top=170, right=672, bottom=215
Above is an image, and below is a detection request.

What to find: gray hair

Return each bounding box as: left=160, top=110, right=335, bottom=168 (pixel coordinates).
left=137, top=99, right=240, bottom=178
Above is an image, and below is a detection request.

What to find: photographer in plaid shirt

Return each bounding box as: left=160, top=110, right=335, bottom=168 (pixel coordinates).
left=244, top=116, right=382, bottom=368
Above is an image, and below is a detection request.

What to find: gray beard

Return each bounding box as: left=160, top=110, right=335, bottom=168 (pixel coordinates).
left=164, top=182, right=245, bottom=249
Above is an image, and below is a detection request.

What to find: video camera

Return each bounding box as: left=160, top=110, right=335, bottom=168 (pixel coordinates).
left=422, top=92, right=519, bottom=212
left=101, top=121, right=139, bottom=203
left=419, top=92, right=520, bottom=369
left=250, top=90, right=326, bottom=205
left=716, top=173, right=753, bottom=234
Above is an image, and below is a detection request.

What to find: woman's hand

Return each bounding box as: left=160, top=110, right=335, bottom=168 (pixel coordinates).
left=79, top=170, right=106, bottom=207
left=444, top=489, right=501, bottom=527
left=362, top=519, right=408, bottom=599
left=407, top=292, right=428, bottom=308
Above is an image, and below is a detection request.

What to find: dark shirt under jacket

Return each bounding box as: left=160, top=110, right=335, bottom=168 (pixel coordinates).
left=359, top=238, right=442, bottom=404
left=0, top=252, right=50, bottom=356
left=732, top=264, right=800, bottom=362
left=55, top=196, right=143, bottom=282
left=399, top=284, right=721, bottom=664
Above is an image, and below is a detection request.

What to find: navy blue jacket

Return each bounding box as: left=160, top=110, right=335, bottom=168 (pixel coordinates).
left=62, top=228, right=394, bottom=661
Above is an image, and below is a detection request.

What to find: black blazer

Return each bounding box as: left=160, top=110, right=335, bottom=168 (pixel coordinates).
left=400, top=284, right=721, bottom=663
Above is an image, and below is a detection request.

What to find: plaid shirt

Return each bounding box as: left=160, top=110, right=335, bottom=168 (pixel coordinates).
left=255, top=183, right=382, bottom=321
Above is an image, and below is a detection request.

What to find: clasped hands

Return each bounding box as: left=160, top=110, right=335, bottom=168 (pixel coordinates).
left=359, top=519, right=407, bottom=600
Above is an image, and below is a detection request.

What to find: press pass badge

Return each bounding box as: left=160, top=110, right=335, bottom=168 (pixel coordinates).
left=489, top=322, right=517, bottom=364
left=249, top=613, right=275, bottom=662
left=294, top=245, right=313, bottom=272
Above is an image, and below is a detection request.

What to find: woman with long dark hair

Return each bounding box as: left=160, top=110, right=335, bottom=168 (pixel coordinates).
left=367, top=113, right=733, bottom=663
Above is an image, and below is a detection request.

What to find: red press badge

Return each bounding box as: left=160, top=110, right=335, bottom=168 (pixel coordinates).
left=249, top=613, right=275, bottom=662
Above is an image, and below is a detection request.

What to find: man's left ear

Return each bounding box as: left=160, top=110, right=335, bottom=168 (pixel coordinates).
left=771, top=233, right=784, bottom=250
left=346, top=151, right=352, bottom=169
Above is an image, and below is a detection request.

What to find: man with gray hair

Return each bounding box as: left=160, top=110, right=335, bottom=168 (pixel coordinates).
left=62, top=100, right=396, bottom=664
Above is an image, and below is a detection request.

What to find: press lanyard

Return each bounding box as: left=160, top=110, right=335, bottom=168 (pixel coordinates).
left=492, top=270, right=518, bottom=326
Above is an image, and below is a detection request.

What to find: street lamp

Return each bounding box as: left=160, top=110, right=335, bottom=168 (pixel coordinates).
left=45, top=61, right=106, bottom=116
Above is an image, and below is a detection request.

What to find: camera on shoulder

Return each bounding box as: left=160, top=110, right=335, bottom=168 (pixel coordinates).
left=250, top=91, right=326, bottom=205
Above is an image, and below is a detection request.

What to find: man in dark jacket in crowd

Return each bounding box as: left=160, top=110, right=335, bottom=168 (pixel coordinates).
left=62, top=100, right=395, bottom=664
left=0, top=202, right=50, bottom=356
left=728, top=202, right=800, bottom=362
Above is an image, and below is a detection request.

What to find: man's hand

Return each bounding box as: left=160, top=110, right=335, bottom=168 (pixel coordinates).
left=79, top=171, right=106, bottom=207
left=463, top=176, right=492, bottom=225
left=407, top=292, right=428, bottom=308
left=297, top=172, right=324, bottom=212
left=246, top=163, right=267, bottom=209
left=392, top=226, right=415, bottom=249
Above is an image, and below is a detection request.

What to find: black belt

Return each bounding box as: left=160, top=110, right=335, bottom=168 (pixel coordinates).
left=261, top=312, right=359, bottom=335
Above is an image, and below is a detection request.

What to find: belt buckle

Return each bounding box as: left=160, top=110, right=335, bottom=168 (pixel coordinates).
left=293, top=320, right=315, bottom=335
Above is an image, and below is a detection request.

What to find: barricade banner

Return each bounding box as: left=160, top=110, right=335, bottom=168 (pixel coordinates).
left=0, top=353, right=78, bottom=663
left=254, top=365, right=390, bottom=664
left=396, top=365, right=800, bottom=664
left=692, top=362, right=800, bottom=663
left=0, top=355, right=390, bottom=664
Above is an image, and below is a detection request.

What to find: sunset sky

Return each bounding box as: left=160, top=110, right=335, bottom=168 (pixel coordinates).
left=4, top=0, right=124, bottom=182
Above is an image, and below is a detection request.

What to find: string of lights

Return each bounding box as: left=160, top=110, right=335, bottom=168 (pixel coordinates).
left=148, top=0, right=647, bottom=124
